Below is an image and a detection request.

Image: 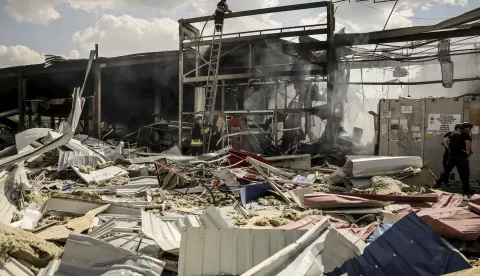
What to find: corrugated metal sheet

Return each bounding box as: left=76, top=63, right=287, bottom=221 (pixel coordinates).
left=72, top=166, right=128, bottom=184
left=199, top=205, right=229, bottom=228
left=141, top=211, right=184, bottom=254
left=303, top=192, right=390, bottom=209
left=56, top=233, right=165, bottom=276
left=178, top=227, right=307, bottom=276
left=242, top=218, right=366, bottom=276
left=326, top=212, right=472, bottom=276
left=0, top=167, right=19, bottom=225
left=287, top=187, right=314, bottom=208
left=15, top=128, right=51, bottom=152
left=396, top=207, right=480, bottom=241
left=101, top=234, right=160, bottom=255
left=141, top=206, right=228, bottom=254
left=89, top=218, right=116, bottom=239
left=37, top=259, right=61, bottom=276
left=41, top=196, right=141, bottom=216
left=346, top=156, right=423, bottom=178
left=58, top=149, right=101, bottom=171
left=0, top=89, right=84, bottom=170
left=264, top=154, right=311, bottom=171
left=0, top=257, right=34, bottom=276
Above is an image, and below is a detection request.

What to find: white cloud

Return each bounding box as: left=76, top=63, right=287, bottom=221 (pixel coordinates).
left=73, top=14, right=179, bottom=57
left=4, top=0, right=62, bottom=24
left=67, top=0, right=191, bottom=13
left=0, top=45, right=45, bottom=68
left=68, top=49, right=81, bottom=59
left=4, top=0, right=280, bottom=26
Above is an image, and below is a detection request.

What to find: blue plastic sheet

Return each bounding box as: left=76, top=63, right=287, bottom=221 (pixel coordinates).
left=240, top=182, right=272, bottom=207
left=326, top=212, right=471, bottom=276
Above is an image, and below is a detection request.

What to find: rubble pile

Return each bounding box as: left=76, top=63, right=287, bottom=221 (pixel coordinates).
left=0, top=96, right=478, bottom=275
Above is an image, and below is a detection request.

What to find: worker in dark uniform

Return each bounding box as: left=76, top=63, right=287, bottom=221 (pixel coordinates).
left=215, top=0, right=232, bottom=33
left=440, top=123, right=461, bottom=184
left=191, top=116, right=204, bottom=156
left=435, top=122, right=474, bottom=195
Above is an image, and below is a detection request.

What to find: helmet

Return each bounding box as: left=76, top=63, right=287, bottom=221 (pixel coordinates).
left=454, top=123, right=462, bottom=130
left=461, top=122, right=473, bottom=130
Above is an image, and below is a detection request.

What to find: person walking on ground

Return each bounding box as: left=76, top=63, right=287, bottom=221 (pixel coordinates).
left=191, top=116, right=204, bottom=156
left=435, top=122, right=474, bottom=195
left=215, top=0, right=232, bottom=33
left=439, top=123, right=461, bottom=184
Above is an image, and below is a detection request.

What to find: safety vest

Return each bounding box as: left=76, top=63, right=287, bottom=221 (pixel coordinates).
left=191, top=139, right=203, bottom=147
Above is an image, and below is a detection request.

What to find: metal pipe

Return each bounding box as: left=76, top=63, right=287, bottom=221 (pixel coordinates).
left=0, top=108, right=20, bottom=119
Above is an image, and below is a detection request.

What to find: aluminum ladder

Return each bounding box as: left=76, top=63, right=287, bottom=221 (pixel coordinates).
left=202, top=28, right=223, bottom=152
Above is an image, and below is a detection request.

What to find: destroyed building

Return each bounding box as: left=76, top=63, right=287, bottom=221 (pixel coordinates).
left=0, top=1, right=480, bottom=276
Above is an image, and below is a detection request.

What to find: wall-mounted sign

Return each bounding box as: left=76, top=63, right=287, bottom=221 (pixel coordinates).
left=427, top=114, right=461, bottom=135
left=401, top=106, right=412, bottom=114
left=381, top=111, right=392, bottom=118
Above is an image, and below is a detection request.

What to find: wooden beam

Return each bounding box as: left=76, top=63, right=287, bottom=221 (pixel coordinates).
left=184, top=29, right=327, bottom=47
left=182, top=1, right=329, bottom=24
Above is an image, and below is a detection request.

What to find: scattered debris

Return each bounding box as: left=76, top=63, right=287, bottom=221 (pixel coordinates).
left=0, top=224, right=62, bottom=267
left=0, top=78, right=474, bottom=275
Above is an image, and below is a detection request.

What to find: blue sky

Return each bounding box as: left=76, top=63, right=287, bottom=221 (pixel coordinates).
left=0, top=0, right=478, bottom=67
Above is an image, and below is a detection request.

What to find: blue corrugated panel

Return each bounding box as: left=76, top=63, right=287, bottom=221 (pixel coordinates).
left=240, top=182, right=272, bottom=207
left=326, top=212, right=471, bottom=276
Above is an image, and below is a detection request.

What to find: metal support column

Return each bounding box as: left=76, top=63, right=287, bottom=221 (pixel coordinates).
left=50, top=116, right=55, bottom=129
left=83, top=99, right=90, bottom=134
left=93, top=44, right=102, bottom=139
left=178, top=20, right=184, bottom=152
left=17, top=71, right=26, bottom=132
left=237, top=86, right=244, bottom=110
left=154, top=83, right=162, bottom=123
left=326, top=1, right=336, bottom=145
left=221, top=80, right=225, bottom=112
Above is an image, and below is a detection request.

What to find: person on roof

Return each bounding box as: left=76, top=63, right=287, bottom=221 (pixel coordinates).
left=215, top=0, right=232, bottom=33
left=435, top=122, right=474, bottom=195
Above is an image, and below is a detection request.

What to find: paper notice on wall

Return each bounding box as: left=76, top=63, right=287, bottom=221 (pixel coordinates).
left=401, top=106, right=412, bottom=113
left=413, top=132, right=421, bottom=142
left=381, top=111, right=392, bottom=119
left=402, top=125, right=409, bottom=132
left=391, top=119, right=399, bottom=125
left=411, top=125, right=420, bottom=132
left=427, top=114, right=462, bottom=135
left=473, top=126, right=479, bottom=135
left=381, top=124, right=388, bottom=135
left=400, top=119, right=408, bottom=125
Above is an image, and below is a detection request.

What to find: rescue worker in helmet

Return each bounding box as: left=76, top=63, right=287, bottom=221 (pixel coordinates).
left=215, top=0, right=232, bottom=33
left=191, top=116, right=204, bottom=156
